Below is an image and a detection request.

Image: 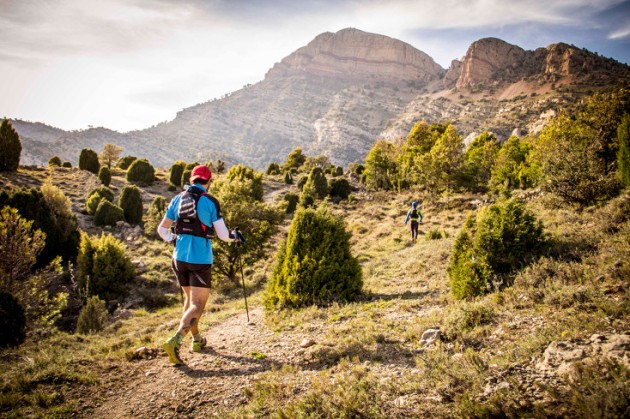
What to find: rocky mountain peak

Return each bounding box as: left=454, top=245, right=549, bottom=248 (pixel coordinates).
left=265, top=27, right=444, bottom=84
left=456, top=37, right=527, bottom=88
left=456, top=38, right=630, bottom=88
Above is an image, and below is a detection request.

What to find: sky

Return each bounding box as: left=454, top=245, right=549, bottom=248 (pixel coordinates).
left=1, top=0, right=629, bottom=133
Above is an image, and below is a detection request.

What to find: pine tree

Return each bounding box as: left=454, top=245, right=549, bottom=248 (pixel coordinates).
left=284, top=148, right=306, bottom=171
left=99, top=144, right=123, bottom=169
left=428, top=124, right=464, bottom=191
left=0, top=119, right=21, bottom=172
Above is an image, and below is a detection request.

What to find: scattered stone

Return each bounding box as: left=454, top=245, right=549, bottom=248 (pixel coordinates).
left=300, top=338, right=316, bottom=348
left=419, top=329, right=441, bottom=347
left=394, top=396, right=407, bottom=408
left=132, top=346, right=159, bottom=360
left=496, top=381, right=510, bottom=391
left=132, top=259, right=147, bottom=273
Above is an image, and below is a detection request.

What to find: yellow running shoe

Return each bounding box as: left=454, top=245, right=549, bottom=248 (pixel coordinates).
left=191, top=337, right=207, bottom=352
left=163, top=336, right=183, bottom=365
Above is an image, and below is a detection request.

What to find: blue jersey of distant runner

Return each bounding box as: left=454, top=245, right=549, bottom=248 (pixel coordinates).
left=165, top=184, right=220, bottom=265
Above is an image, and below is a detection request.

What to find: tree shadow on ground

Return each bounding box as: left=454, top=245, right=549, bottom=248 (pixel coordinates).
left=364, top=290, right=432, bottom=301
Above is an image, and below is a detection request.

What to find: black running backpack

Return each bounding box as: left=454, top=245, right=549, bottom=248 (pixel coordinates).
left=174, top=187, right=218, bottom=239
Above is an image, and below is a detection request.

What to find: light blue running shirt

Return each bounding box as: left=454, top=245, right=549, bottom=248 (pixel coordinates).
left=165, top=185, right=220, bottom=265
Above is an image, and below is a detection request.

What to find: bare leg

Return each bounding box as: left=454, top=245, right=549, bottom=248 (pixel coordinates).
left=177, top=286, right=211, bottom=338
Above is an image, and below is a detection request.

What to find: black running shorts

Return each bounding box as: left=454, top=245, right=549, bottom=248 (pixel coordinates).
left=172, top=260, right=212, bottom=288
left=410, top=220, right=419, bottom=235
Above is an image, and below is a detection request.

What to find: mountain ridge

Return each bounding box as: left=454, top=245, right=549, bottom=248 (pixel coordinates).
left=11, top=29, right=630, bottom=169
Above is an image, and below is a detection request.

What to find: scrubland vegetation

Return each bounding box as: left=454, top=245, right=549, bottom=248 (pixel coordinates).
left=0, top=88, right=628, bottom=417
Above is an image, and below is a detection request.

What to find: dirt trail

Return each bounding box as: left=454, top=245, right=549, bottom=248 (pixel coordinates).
left=89, top=306, right=316, bottom=418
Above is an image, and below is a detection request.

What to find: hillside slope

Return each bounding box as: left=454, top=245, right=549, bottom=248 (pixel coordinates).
left=1, top=164, right=628, bottom=417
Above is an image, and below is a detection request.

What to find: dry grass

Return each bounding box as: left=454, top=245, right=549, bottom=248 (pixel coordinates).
left=1, top=165, right=629, bottom=417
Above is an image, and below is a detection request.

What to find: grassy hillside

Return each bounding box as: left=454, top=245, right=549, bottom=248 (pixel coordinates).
left=1, top=164, right=628, bottom=417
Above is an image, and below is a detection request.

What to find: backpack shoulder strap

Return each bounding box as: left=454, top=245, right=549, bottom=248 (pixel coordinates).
left=200, top=192, right=222, bottom=219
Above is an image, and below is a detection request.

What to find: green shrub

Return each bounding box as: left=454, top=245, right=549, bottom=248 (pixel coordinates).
left=85, top=186, right=114, bottom=215
left=118, top=185, right=143, bottom=224
left=93, top=200, right=125, bottom=226
left=126, top=159, right=155, bottom=184
left=618, top=114, right=630, bottom=188
left=284, top=172, right=293, bottom=184
left=297, top=175, right=307, bottom=191
left=77, top=232, right=135, bottom=303
left=86, top=195, right=104, bottom=216
left=62, top=161, right=72, bottom=168
left=299, top=178, right=317, bottom=208
left=78, top=148, right=100, bottom=174
left=329, top=178, right=351, bottom=200
left=534, top=114, right=619, bottom=205
left=144, top=196, right=166, bottom=238
left=0, top=187, right=80, bottom=266
left=266, top=162, right=280, bottom=175
left=284, top=148, right=306, bottom=171
left=116, top=155, right=137, bottom=170
left=98, top=166, right=111, bottom=186
left=363, top=140, right=398, bottom=190
left=181, top=169, right=192, bottom=186
left=76, top=295, right=108, bottom=334
left=265, top=207, right=362, bottom=308
left=283, top=193, right=299, bottom=213
left=0, top=119, right=21, bottom=172
left=0, top=292, right=26, bottom=348
left=448, top=199, right=545, bottom=299
left=426, top=228, right=444, bottom=240
left=212, top=172, right=283, bottom=281
left=169, top=161, right=186, bottom=188
left=225, top=165, right=264, bottom=201
left=308, top=167, right=328, bottom=199
left=0, top=206, right=67, bottom=332
left=489, top=136, right=535, bottom=192
left=48, top=156, right=62, bottom=167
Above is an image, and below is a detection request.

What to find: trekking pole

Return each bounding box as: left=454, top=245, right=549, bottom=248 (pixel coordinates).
left=235, top=228, right=249, bottom=323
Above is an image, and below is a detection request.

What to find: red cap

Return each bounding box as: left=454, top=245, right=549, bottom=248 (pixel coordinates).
left=190, top=165, right=212, bottom=183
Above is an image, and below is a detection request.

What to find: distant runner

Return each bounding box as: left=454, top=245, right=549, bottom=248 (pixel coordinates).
left=158, top=164, right=240, bottom=365
left=404, top=201, right=423, bottom=243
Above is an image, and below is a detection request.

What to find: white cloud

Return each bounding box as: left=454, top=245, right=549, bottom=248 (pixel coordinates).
left=609, top=26, right=630, bottom=39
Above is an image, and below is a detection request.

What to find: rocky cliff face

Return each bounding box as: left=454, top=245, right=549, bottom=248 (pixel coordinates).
left=12, top=30, right=630, bottom=169
left=456, top=38, right=630, bottom=88
left=266, top=28, right=444, bottom=84
left=456, top=38, right=528, bottom=88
